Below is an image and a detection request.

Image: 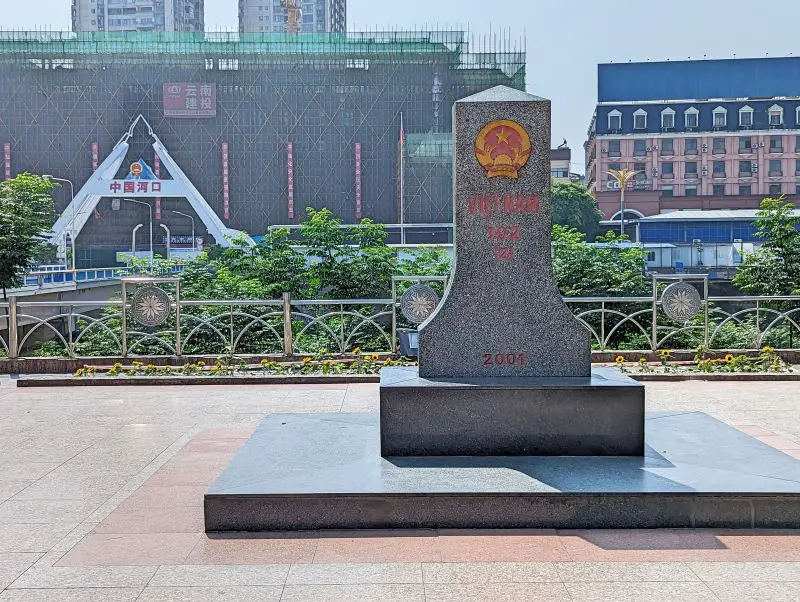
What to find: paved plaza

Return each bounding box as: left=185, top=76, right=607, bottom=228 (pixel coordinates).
left=0, top=379, right=799, bottom=600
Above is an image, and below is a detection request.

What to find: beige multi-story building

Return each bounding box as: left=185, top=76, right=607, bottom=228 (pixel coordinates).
left=239, top=0, right=346, bottom=33
left=71, top=0, right=204, bottom=33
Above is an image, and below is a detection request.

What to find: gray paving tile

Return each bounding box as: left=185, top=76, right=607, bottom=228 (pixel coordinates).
left=564, top=581, right=719, bottom=601
left=286, top=563, right=422, bottom=584
left=424, top=582, right=571, bottom=601
left=8, top=566, right=157, bottom=589
left=0, top=589, right=140, bottom=601
left=137, top=586, right=283, bottom=601
left=149, top=564, right=289, bottom=587
left=0, top=553, right=41, bottom=590
left=708, top=581, right=800, bottom=601
left=0, top=524, right=79, bottom=554
left=0, top=500, right=99, bottom=525
left=422, top=562, right=559, bottom=583
left=280, top=584, right=425, bottom=602
left=688, top=561, right=800, bottom=581
left=557, top=561, right=699, bottom=582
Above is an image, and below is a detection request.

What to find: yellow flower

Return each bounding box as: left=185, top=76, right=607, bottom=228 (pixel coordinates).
left=724, top=353, right=735, bottom=363
left=322, top=360, right=330, bottom=366
left=371, top=354, right=380, bottom=361
left=639, top=357, right=647, bottom=364
left=763, top=346, right=775, bottom=354
left=659, top=349, right=671, bottom=357
left=352, top=347, right=361, bottom=354
left=615, top=356, right=625, bottom=364
left=303, top=357, right=312, bottom=364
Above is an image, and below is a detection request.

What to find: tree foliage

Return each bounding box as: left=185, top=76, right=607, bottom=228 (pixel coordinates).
left=733, top=197, right=800, bottom=295
left=0, top=174, right=56, bottom=297
left=551, top=180, right=603, bottom=241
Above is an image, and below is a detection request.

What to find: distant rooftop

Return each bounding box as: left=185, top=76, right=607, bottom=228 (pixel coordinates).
left=639, top=209, right=800, bottom=222
left=598, top=56, right=800, bottom=103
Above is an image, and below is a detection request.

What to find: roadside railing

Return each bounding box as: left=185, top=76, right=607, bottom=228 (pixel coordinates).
left=1, top=293, right=800, bottom=359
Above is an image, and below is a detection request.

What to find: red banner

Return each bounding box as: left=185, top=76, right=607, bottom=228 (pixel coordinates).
left=154, top=154, right=161, bottom=220
left=3, top=143, right=10, bottom=180
left=91, top=143, right=99, bottom=172
left=287, top=142, right=294, bottom=220
left=355, top=142, right=362, bottom=220
left=163, top=83, right=216, bottom=118
left=222, top=142, right=230, bottom=220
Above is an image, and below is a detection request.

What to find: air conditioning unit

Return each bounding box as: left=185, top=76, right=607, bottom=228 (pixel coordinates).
left=701, top=166, right=709, bottom=176
left=752, top=163, right=759, bottom=173
left=702, top=143, right=708, bottom=153
left=652, top=168, right=659, bottom=176
left=601, top=148, right=608, bottom=154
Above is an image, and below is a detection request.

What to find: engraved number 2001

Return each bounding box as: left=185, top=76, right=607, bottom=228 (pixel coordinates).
left=484, top=353, right=527, bottom=367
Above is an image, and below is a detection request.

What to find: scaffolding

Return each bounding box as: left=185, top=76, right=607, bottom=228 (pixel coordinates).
left=0, top=30, right=525, bottom=266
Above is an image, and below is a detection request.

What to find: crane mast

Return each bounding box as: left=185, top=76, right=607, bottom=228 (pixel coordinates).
left=282, top=0, right=302, bottom=34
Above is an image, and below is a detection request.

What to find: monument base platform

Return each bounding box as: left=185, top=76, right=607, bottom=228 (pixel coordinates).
left=205, top=411, right=800, bottom=532
left=379, top=366, right=644, bottom=456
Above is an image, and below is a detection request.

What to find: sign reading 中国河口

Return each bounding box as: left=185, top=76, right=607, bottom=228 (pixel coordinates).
left=163, top=83, right=216, bottom=118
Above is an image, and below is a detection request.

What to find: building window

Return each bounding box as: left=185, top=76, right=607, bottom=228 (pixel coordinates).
left=685, top=186, right=698, bottom=196
left=633, top=109, right=647, bottom=130
left=608, top=140, right=621, bottom=157
left=661, top=186, right=674, bottom=197
left=685, top=107, right=699, bottom=129
left=633, top=162, right=647, bottom=179
left=796, top=184, right=800, bottom=195
left=739, top=136, right=753, bottom=152
left=768, top=104, right=784, bottom=126
left=713, top=107, right=727, bottom=128
left=633, top=139, right=647, bottom=157
left=796, top=135, right=800, bottom=152
left=661, top=139, right=674, bottom=155
left=608, top=110, right=622, bottom=131
left=685, top=162, right=698, bottom=178
left=646, top=251, right=656, bottom=262
left=713, top=161, right=726, bottom=176
left=770, top=136, right=783, bottom=152
left=685, top=138, right=698, bottom=155
left=796, top=159, right=800, bottom=176
left=713, top=185, right=726, bottom=196
left=661, top=108, right=675, bottom=129
left=769, top=183, right=782, bottom=196
left=769, top=159, right=783, bottom=176
left=607, top=163, right=621, bottom=179
left=712, top=138, right=726, bottom=154
left=661, top=162, right=674, bottom=178
left=739, top=160, right=753, bottom=176
left=739, top=185, right=752, bottom=196
left=739, top=106, right=754, bottom=127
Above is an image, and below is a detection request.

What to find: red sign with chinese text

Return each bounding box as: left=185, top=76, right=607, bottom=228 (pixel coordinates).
left=222, top=142, right=230, bottom=220
left=163, top=83, right=216, bottom=118
left=3, top=143, right=10, bottom=180
left=154, top=154, right=161, bottom=220
left=355, top=142, right=362, bottom=220
left=287, top=142, right=294, bottom=220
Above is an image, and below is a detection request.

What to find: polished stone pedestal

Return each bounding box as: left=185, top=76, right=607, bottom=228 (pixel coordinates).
left=205, top=411, right=800, bottom=532
left=379, top=366, right=645, bottom=456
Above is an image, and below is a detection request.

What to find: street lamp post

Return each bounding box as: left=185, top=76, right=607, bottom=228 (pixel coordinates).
left=160, top=224, right=171, bottom=259
left=43, top=175, right=75, bottom=269
left=122, top=198, right=153, bottom=259
left=606, top=168, right=643, bottom=236
left=131, top=224, right=143, bottom=255
left=169, top=210, right=196, bottom=253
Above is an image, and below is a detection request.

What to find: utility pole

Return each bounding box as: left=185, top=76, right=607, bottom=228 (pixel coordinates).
left=606, top=168, right=643, bottom=236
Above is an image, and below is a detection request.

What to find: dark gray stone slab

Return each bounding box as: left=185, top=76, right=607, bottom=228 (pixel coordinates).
left=205, top=410, right=800, bottom=531
left=419, top=85, right=590, bottom=378
left=379, top=365, right=644, bottom=456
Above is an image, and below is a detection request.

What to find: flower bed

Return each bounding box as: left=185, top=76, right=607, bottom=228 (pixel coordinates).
left=613, top=346, right=794, bottom=375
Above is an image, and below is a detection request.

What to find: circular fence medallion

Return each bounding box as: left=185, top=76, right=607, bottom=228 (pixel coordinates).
left=131, top=286, right=172, bottom=327
left=661, top=282, right=702, bottom=322
left=400, top=284, right=439, bottom=325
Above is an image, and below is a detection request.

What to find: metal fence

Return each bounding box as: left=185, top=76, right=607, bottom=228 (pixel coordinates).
left=2, top=289, right=800, bottom=359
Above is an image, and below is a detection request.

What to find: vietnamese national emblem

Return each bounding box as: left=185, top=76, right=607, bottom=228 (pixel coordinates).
left=474, top=120, right=532, bottom=179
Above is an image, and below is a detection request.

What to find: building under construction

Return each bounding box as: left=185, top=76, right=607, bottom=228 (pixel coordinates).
left=0, top=31, right=525, bottom=266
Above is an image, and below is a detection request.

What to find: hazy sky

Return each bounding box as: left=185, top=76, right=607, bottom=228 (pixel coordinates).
left=6, top=0, right=800, bottom=173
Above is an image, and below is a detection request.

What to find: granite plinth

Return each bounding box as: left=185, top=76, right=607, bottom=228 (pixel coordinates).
left=379, top=366, right=644, bottom=456
left=419, top=86, right=590, bottom=378
left=205, top=410, right=800, bottom=531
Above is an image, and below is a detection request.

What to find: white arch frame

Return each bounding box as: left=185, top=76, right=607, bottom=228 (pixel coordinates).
left=739, top=105, right=754, bottom=127
left=610, top=209, right=646, bottom=221
left=712, top=106, right=727, bottom=127
left=661, top=107, right=675, bottom=129
left=684, top=106, right=699, bottom=128
left=768, top=104, right=784, bottom=126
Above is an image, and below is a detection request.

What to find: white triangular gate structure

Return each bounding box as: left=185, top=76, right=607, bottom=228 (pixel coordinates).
left=50, top=115, right=251, bottom=257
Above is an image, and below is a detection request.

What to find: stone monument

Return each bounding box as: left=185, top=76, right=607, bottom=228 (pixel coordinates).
left=380, top=85, right=645, bottom=456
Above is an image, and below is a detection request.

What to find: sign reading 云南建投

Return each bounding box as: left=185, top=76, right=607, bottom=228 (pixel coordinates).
left=163, top=83, right=216, bottom=118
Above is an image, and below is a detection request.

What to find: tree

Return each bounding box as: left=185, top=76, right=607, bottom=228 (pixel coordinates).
left=551, top=225, right=649, bottom=297
left=0, top=174, right=56, bottom=298
left=551, top=180, right=603, bottom=241
left=733, top=197, right=800, bottom=295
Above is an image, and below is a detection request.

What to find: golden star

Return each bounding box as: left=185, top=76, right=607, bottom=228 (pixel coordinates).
left=495, top=128, right=510, bottom=144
